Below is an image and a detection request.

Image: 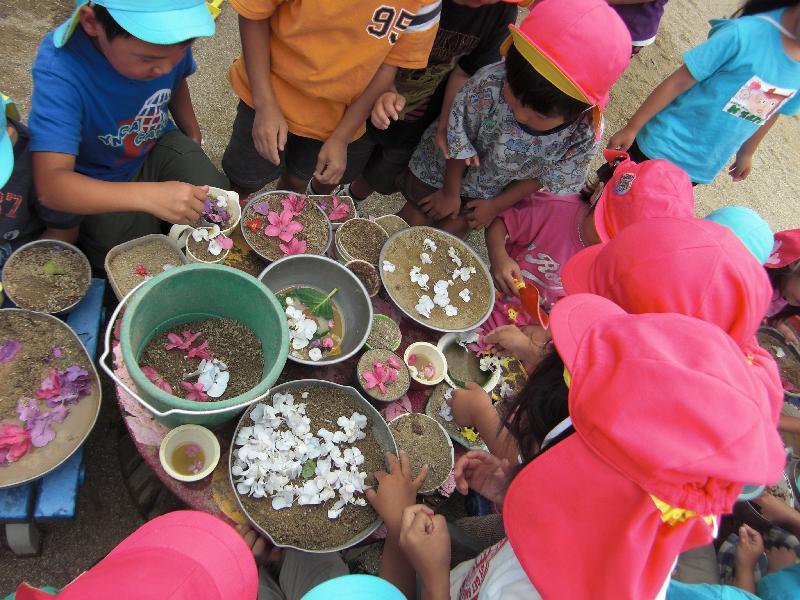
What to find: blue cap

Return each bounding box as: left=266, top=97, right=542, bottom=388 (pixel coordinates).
left=705, top=206, right=774, bottom=265
left=301, top=575, right=405, bottom=600
left=54, top=1, right=215, bottom=48
left=0, top=95, right=19, bottom=189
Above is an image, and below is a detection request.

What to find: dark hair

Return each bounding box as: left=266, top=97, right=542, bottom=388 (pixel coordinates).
left=736, top=0, right=799, bottom=16
left=504, top=44, right=591, bottom=120
left=503, top=348, right=570, bottom=466
left=767, top=266, right=800, bottom=321
left=91, top=4, right=132, bottom=40
left=578, top=158, right=620, bottom=202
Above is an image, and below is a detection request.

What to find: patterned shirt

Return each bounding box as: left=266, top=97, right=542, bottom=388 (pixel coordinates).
left=408, top=61, right=598, bottom=199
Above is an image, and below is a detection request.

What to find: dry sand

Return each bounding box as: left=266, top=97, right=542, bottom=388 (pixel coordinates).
left=0, top=0, right=798, bottom=588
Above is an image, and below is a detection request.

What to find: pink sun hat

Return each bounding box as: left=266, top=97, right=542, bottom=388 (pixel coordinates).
left=504, top=294, right=786, bottom=599
left=15, top=511, right=258, bottom=600
left=593, top=150, right=695, bottom=242
left=767, top=229, right=800, bottom=269
left=500, top=0, right=631, bottom=139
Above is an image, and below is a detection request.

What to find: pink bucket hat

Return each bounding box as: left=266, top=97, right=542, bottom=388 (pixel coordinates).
left=767, top=229, right=800, bottom=269
left=501, top=0, right=631, bottom=139
left=15, top=511, right=258, bottom=599
left=504, top=294, right=786, bottom=600
left=594, top=150, right=695, bottom=242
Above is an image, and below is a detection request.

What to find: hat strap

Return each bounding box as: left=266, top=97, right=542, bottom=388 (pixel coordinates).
left=650, top=495, right=715, bottom=530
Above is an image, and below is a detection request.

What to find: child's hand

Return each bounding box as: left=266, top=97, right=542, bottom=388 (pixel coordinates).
left=729, top=150, right=753, bottom=182
left=253, top=104, right=288, bottom=165
left=366, top=450, right=429, bottom=538
left=435, top=120, right=450, bottom=159
left=767, top=546, right=798, bottom=573
left=490, top=253, right=523, bottom=297
left=484, top=324, right=542, bottom=357
left=371, top=92, right=406, bottom=130
left=752, top=492, right=800, bottom=527
left=151, top=182, right=208, bottom=224
left=775, top=320, right=800, bottom=346
left=454, top=450, right=512, bottom=505
left=399, top=505, right=451, bottom=595
left=465, top=199, right=497, bottom=230
left=448, top=381, right=492, bottom=428
left=419, top=189, right=461, bottom=221
left=314, top=137, right=348, bottom=186
left=607, top=126, right=637, bottom=152
left=735, top=524, right=765, bottom=570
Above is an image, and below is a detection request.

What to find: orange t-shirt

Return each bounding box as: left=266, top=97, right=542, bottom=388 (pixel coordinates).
left=229, top=0, right=441, bottom=141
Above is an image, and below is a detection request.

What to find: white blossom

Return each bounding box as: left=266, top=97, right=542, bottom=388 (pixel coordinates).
left=216, top=195, right=227, bottom=207
left=308, top=347, right=323, bottom=362
left=452, top=266, right=476, bottom=282
left=448, top=246, right=462, bottom=267
left=500, top=381, right=514, bottom=399
left=382, top=260, right=396, bottom=273
left=423, top=238, right=438, bottom=252
left=439, top=401, right=454, bottom=422
left=444, top=305, right=458, bottom=317
left=459, top=288, right=471, bottom=303
left=420, top=252, right=433, bottom=265
left=443, top=387, right=454, bottom=401
left=415, top=295, right=434, bottom=318
left=196, top=359, right=230, bottom=397
left=286, top=305, right=318, bottom=350
left=272, top=489, right=294, bottom=510
left=410, top=266, right=429, bottom=290
left=480, top=355, right=501, bottom=372
left=433, top=279, right=451, bottom=295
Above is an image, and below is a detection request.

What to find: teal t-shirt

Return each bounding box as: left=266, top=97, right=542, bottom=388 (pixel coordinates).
left=667, top=580, right=758, bottom=600
left=637, top=9, right=800, bottom=184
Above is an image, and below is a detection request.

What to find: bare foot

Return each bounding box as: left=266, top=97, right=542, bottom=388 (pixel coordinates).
left=238, top=524, right=283, bottom=571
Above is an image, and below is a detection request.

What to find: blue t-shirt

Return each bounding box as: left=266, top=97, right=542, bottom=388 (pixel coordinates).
left=667, top=580, right=758, bottom=600
left=637, top=9, right=800, bottom=184
left=29, top=26, right=195, bottom=182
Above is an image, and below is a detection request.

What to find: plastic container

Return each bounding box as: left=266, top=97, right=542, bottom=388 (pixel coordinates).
left=404, top=342, right=447, bottom=388
left=105, top=234, right=188, bottom=300
left=104, top=264, right=289, bottom=428
left=159, top=424, right=221, bottom=482
left=202, top=186, right=241, bottom=237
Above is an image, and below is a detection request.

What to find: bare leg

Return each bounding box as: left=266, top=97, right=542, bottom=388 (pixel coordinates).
left=438, top=214, right=469, bottom=238
left=348, top=177, right=374, bottom=201
left=398, top=201, right=434, bottom=226
left=277, top=173, right=308, bottom=194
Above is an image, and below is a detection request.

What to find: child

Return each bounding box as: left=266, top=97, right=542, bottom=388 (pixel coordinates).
left=29, top=0, right=227, bottom=271
left=221, top=0, right=440, bottom=196
left=609, top=0, right=670, bottom=55
left=765, top=228, right=800, bottom=342
left=342, top=0, right=519, bottom=203
left=482, top=152, right=694, bottom=368
left=1, top=95, right=80, bottom=269
left=369, top=294, right=785, bottom=598
left=608, top=0, right=800, bottom=185
left=396, top=0, right=632, bottom=237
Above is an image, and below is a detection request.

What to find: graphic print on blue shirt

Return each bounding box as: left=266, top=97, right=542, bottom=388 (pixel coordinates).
left=29, top=26, right=195, bottom=182
left=723, top=75, right=796, bottom=125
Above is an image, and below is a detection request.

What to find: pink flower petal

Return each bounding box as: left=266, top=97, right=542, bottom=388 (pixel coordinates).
left=407, top=354, right=417, bottom=366
left=387, top=355, right=401, bottom=370
left=422, top=364, right=435, bottom=379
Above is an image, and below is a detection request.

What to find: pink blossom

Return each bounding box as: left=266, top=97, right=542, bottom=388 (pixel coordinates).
left=387, top=355, right=401, bottom=370
left=322, top=337, right=334, bottom=349
left=327, top=196, right=351, bottom=221
left=407, top=354, right=418, bottom=366
left=165, top=331, right=202, bottom=351
left=422, top=364, right=435, bottom=380
left=141, top=366, right=174, bottom=394
left=36, top=369, right=62, bottom=401
left=279, top=237, right=308, bottom=256
left=264, top=208, right=304, bottom=242
left=181, top=381, right=209, bottom=402
left=281, top=194, right=306, bottom=216
left=216, top=235, right=234, bottom=251
left=187, top=340, right=212, bottom=360
left=0, top=423, right=31, bottom=464
left=363, top=361, right=398, bottom=394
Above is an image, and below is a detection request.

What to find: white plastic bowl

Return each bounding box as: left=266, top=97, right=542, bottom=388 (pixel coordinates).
left=159, top=424, right=221, bottom=482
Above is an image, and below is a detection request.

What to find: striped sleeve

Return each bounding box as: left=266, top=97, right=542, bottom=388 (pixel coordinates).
left=384, top=1, right=440, bottom=69
left=228, top=0, right=283, bottom=20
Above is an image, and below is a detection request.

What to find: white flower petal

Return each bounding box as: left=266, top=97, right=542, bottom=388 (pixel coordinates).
left=308, top=348, right=322, bottom=361
left=382, top=260, right=396, bottom=273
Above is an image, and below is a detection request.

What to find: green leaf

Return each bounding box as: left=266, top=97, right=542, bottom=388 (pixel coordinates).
left=42, top=260, right=65, bottom=276
left=301, top=459, right=316, bottom=479
left=285, top=287, right=338, bottom=320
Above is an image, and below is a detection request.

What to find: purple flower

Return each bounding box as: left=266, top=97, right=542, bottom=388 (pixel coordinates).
left=36, top=366, right=92, bottom=408
left=253, top=202, right=272, bottom=216
left=16, top=398, right=68, bottom=449
left=52, top=347, right=63, bottom=359
left=0, top=340, right=21, bottom=363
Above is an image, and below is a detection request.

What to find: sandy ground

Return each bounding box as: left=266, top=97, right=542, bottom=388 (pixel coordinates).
left=0, top=0, right=799, bottom=591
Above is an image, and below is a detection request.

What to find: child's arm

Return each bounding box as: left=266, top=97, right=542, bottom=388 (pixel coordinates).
left=486, top=217, right=523, bottom=297
left=466, top=178, right=542, bottom=230
left=40, top=226, right=79, bottom=244
left=449, top=382, right=520, bottom=462
left=733, top=525, right=763, bottom=593
left=729, top=113, right=779, bottom=181
left=435, top=66, right=471, bottom=158
left=169, top=79, right=202, bottom=146
left=239, top=14, right=287, bottom=165
left=419, top=157, right=468, bottom=221
left=314, top=64, right=398, bottom=186
left=398, top=506, right=452, bottom=600
left=608, top=65, right=697, bottom=151
left=779, top=414, right=800, bottom=434
left=33, top=152, right=208, bottom=223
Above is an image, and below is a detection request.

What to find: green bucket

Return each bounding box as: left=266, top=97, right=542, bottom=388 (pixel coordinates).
left=116, top=264, right=289, bottom=428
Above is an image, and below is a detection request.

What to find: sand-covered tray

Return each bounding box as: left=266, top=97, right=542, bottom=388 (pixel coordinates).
left=380, top=227, right=493, bottom=332
left=757, top=327, right=800, bottom=397
left=376, top=214, right=409, bottom=235
left=0, top=309, right=101, bottom=488
left=426, top=383, right=487, bottom=451
left=2, top=240, right=91, bottom=314
left=241, top=191, right=332, bottom=262
left=388, top=413, right=454, bottom=494
left=105, top=234, right=188, bottom=300
left=230, top=380, right=396, bottom=552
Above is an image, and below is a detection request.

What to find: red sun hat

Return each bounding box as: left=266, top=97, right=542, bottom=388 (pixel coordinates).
left=15, top=511, right=258, bottom=600
left=502, top=0, right=631, bottom=139
left=593, top=150, right=695, bottom=242
left=504, top=294, right=786, bottom=600
left=766, top=229, right=800, bottom=269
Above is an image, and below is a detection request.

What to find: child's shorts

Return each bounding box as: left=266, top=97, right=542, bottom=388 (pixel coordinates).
left=396, top=169, right=478, bottom=216
left=222, top=101, right=373, bottom=193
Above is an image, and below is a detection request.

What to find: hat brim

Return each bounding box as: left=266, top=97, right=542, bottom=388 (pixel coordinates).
left=0, top=129, right=12, bottom=189
left=54, top=1, right=214, bottom=48
left=549, top=293, right=624, bottom=371
left=561, top=243, right=603, bottom=296
left=503, top=433, right=714, bottom=599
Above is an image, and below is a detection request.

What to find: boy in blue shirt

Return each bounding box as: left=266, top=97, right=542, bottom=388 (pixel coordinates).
left=1, top=95, right=80, bottom=270
left=29, top=0, right=228, bottom=269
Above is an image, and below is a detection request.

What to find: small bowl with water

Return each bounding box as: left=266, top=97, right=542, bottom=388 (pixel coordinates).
left=159, top=424, right=220, bottom=482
